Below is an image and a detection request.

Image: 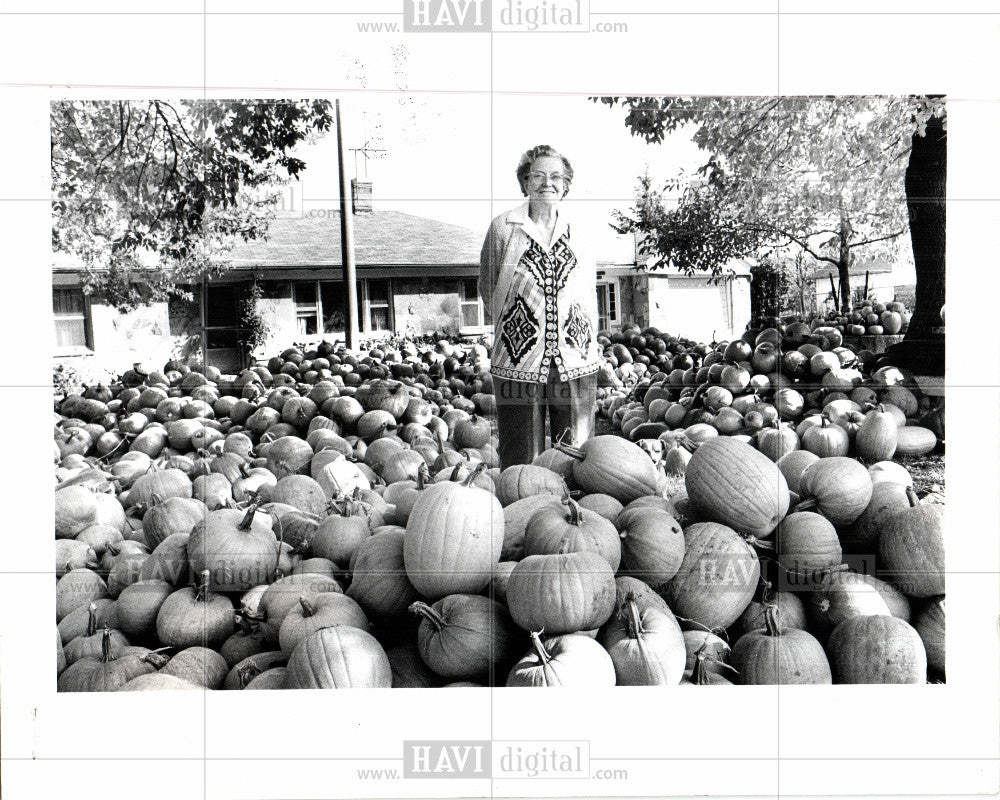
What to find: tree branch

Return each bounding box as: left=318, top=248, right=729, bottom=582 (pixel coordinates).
left=849, top=229, right=906, bottom=248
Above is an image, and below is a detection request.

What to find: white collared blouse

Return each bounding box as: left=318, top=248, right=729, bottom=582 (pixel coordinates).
left=479, top=202, right=602, bottom=383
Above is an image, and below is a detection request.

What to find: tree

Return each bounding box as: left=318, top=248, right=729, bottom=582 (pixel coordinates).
left=597, top=96, right=945, bottom=317
left=51, top=100, right=333, bottom=310
left=884, top=110, right=945, bottom=375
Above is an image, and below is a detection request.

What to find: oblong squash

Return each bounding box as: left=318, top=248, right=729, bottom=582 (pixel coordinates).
left=664, top=522, right=760, bottom=630
left=685, top=438, right=790, bottom=538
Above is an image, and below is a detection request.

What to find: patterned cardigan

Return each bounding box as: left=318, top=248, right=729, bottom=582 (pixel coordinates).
left=479, top=202, right=602, bottom=383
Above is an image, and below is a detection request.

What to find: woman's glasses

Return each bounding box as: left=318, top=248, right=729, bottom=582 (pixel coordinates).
left=527, top=171, right=567, bottom=185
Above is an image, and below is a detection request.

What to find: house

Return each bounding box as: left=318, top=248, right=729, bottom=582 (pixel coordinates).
left=53, top=182, right=487, bottom=375
left=594, top=230, right=753, bottom=343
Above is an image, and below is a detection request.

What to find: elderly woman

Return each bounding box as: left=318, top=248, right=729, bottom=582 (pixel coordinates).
left=479, top=144, right=601, bottom=470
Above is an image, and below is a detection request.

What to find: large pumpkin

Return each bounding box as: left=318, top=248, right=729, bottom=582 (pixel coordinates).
left=311, top=502, right=372, bottom=568
left=505, top=551, right=616, bottom=635
left=501, top=495, right=565, bottom=561
left=617, top=508, right=685, bottom=588
left=505, top=632, right=616, bottom=687
left=664, top=522, right=760, bottom=630
left=115, top=579, right=173, bottom=639
left=685, top=438, right=789, bottom=538
left=403, top=466, right=504, bottom=599
left=155, top=571, right=235, bottom=650
left=913, top=598, right=945, bottom=674
left=495, top=464, right=567, bottom=507
left=776, top=511, right=843, bottom=580
left=854, top=406, right=898, bottom=462
left=804, top=571, right=892, bottom=643
left=523, top=498, right=621, bottom=571
left=277, top=593, right=371, bottom=657
left=187, top=505, right=279, bottom=593
left=58, top=630, right=159, bottom=692
left=730, top=604, right=832, bottom=685
left=347, top=531, right=420, bottom=617
left=556, top=436, right=660, bottom=503
left=410, top=594, right=520, bottom=679
left=141, top=497, right=208, bottom=549
left=877, top=488, right=945, bottom=598
left=284, top=626, right=391, bottom=689
left=798, top=457, right=873, bottom=526
left=730, top=591, right=807, bottom=641
left=851, top=481, right=910, bottom=545
left=597, top=595, right=686, bottom=686
left=256, top=572, right=344, bottom=642
left=826, top=614, right=927, bottom=684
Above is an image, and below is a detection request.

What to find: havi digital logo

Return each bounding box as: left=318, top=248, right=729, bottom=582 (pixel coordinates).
left=403, top=0, right=491, bottom=31
left=403, top=740, right=492, bottom=778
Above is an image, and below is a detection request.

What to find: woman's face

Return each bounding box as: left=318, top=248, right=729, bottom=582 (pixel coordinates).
left=524, top=154, right=568, bottom=203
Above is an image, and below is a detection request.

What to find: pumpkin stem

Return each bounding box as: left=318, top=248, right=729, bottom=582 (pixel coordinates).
left=528, top=631, right=552, bottom=665
left=298, top=596, right=316, bottom=617
left=904, top=486, right=920, bottom=508
left=99, top=628, right=115, bottom=663
left=238, top=662, right=263, bottom=689
left=762, top=603, right=783, bottom=637
left=449, top=464, right=464, bottom=483
left=416, top=463, right=429, bottom=491
left=554, top=441, right=586, bottom=461
left=239, top=501, right=260, bottom=532
left=691, top=650, right=713, bottom=685
left=143, top=651, right=171, bottom=669
left=273, top=523, right=286, bottom=578
left=408, top=601, right=447, bottom=631
left=86, top=602, right=99, bottom=637
left=195, top=570, right=212, bottom=602
left=624, top=599, right=645, bottom=639
left=563, top=496, right=584, bottom=526
left=461, top=463, right=487, bottom=488
left=744, top=535, right=776, bottom=552
left=790, top=497, right=817, bottom=513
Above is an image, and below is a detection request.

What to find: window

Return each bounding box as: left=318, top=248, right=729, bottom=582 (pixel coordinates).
left=596, top=281, right=619, bottom=332
left=459, top=277, right=484, bottom=329
left=366, top=279, right=392, bottom=332
left=294, top=281, right=319, bottom=335
left=53, top=287, right=92, bottom=349
left=320, top=281, right=347, bottom=334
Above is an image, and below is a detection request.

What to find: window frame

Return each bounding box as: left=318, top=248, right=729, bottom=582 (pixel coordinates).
left=596, top=278, right=620, bottom=332
left=293, top=280, right=322, bottom=337
left=458, top=276, right=486, bottom=333
left=53, top=286, right=94, bottom=353
left=361, top=278, right=394, bottom=334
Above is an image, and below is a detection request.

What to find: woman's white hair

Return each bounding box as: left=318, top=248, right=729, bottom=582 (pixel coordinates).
left=516, top=144, right=574, bottom=198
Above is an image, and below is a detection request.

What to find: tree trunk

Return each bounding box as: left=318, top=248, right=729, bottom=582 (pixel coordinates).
left=838, top=212, right=853, bottom=312
left=886, top=112, right=946, bottom=376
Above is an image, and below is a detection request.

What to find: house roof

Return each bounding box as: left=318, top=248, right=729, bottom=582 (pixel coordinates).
left=225, top=209, right=483, bottom=268
left=807, top=257, right=894, bottom=281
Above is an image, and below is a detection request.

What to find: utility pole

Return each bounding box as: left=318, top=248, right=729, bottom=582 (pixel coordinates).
left=336, top=98, right=359, bottom=349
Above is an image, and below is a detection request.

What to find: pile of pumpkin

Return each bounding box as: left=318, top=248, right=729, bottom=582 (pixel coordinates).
left=53, top=341, right=943, bottom=688
left=599, top=321, right=943, bottom=467
left=815, top=299, right=910, bottom=338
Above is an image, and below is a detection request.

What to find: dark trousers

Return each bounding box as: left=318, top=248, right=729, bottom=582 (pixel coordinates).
left=493, top=370, right=598, bottom=470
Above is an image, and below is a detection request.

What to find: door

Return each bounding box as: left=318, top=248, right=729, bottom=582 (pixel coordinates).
left=596, top=280, right=618, bottom=333
left=203, top=283, right=246, bottom=373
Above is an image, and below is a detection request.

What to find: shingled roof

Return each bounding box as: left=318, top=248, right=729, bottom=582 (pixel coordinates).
left=226, top=209, right=482, bottom=268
